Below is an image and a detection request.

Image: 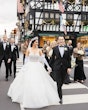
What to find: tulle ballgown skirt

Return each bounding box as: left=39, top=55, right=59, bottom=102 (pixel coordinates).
left=7, top=61, right=59, bottom=108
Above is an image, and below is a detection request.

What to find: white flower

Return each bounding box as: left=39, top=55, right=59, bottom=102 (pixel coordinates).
left=64, top=47, right=67, bottom=51
left=13, top=45, right=16, bottom=48
left=7, top=42, right=9, bottom=45
left=71, top=61, right=76, bottom=68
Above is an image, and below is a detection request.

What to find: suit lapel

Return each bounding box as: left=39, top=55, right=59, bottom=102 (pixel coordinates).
left=2, top=43, right=4, bottom=50
left=3, top=43, right=7, bottom=50
left=5, top=44, right=8, bottom=50
left=63, top=46, right=68, bottom=57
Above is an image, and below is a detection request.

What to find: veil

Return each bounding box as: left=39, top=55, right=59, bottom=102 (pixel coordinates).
left=28, top=37, right=38, bottom=49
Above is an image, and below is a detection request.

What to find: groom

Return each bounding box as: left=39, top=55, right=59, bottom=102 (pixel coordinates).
left=49, top=36, right=71, bottom=104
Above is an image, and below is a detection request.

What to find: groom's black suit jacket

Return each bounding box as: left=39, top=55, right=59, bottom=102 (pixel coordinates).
left=49, top=45, right=71, bottom=83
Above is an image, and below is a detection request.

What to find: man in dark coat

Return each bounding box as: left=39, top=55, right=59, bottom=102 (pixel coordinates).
left=9, top=38, right=19, bottom=78
left=0, top=35, right=11, bottom=81
left=64, top=40, right=73, bottom=84
left=49, top=36, right=71, bottom=104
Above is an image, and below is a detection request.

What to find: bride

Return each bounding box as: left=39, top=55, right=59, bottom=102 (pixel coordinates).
left=7, top=37, right=59, bottom=109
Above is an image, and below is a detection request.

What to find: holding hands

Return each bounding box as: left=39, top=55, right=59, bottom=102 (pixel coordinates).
left=7, top=58, right=11, bottom=63
left=47, top=66, right=52, bottom=74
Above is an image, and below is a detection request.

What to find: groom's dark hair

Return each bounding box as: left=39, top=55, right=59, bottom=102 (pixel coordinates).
left=58, top=36, right=65, bottom=39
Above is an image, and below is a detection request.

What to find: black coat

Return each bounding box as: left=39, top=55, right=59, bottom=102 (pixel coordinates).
left=0, top=42, right=11, bottom=62
left=11, top=44, right=19, bottom=61
left=49, top=46, right=71, bottom=83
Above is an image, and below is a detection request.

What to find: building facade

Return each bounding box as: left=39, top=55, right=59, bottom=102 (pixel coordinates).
left=17, top=0, right=88, bottom=48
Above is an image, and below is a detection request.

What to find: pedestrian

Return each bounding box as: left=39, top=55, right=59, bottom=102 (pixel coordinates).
left=9, top=37, right=19, bottom=78
left=67, top=40, right=73, bottom=56
left=7, top=36, right=59, bottom=109
left=42, top=40, right=51, bottom=70
left=21, top=40, right=28, bottom=65
left=0, top=35, right=11, bottom=81
left=64, top=40, right=73, bottom=84
left=49, top=36, right=71, bottom=104
left=73, top=42, right=86, bottom=83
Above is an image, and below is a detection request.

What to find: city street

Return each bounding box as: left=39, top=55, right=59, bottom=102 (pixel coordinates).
left=0, top=53, right=88, bottom=110
left=0, top=0, right=88, bottom=110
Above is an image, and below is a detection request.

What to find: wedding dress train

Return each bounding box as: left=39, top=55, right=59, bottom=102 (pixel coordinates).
left=8, top=52, right=59, bottom=108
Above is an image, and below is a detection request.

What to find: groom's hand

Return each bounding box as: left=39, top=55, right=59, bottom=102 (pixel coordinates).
left=7, top=58, right=11, bottom=63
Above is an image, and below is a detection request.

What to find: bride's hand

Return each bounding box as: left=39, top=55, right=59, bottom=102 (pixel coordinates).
left=47, top=67, right=52, bottom=74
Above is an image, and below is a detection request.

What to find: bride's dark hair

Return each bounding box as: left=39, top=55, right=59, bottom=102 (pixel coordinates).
left=31, top=39, right=36, bottom=47
left=28, top=37, right=38, bottom=47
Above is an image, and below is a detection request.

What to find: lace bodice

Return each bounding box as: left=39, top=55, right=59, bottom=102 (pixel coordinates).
left=28, top=52, right=40, bottom=62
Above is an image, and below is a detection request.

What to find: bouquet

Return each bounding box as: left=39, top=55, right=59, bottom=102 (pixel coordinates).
left=77, top=50, right=85, bottom=56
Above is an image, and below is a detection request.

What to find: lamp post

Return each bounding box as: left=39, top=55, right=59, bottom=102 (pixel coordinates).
left=4, top=29, right=6, bottom=35
left=14, top=29, right=17, bottom=38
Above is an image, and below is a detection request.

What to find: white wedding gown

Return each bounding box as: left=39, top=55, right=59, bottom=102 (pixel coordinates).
left=7, top=52, right=59, bottom=108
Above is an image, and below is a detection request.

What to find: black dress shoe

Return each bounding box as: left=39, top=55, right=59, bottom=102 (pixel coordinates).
left=5, top=78, right=8, bottom=81
left=59, top=99, right=63, bottom=104
left=14, top=75, right=16, bottom=78
left=64, top=81, right=71, bottom=84
left=10, top=74, right=12, bottom=76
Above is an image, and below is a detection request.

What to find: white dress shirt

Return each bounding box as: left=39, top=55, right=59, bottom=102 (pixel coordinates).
left=11, top=44, right=15, bottom=52
left=3, top=42, right=7, bottom=50
left=58, top=46, right=64, bottom=57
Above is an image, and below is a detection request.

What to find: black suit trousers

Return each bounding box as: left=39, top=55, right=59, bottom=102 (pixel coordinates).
left=54, top=66, right=66, bottom=100
left=0, top=61, right=2, bottom=67
left=9, top=60, right=16, bottom=76
left=0, top=60, right=9, bottom=79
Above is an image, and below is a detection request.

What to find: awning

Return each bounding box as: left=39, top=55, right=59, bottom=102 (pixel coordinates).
left=77, top=33, right=88, bottom=37
left=39, top=33, right=64, bottom=37
left=24, top=35, right=33, bottom=39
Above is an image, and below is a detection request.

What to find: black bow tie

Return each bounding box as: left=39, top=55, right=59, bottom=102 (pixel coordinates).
left=59, top=46, right=64, bottom=47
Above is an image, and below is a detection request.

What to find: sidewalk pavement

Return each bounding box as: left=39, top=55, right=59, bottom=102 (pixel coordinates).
left=84, top=56, right=88, bottom=62
left=0, top=52, right=88, bottom=110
